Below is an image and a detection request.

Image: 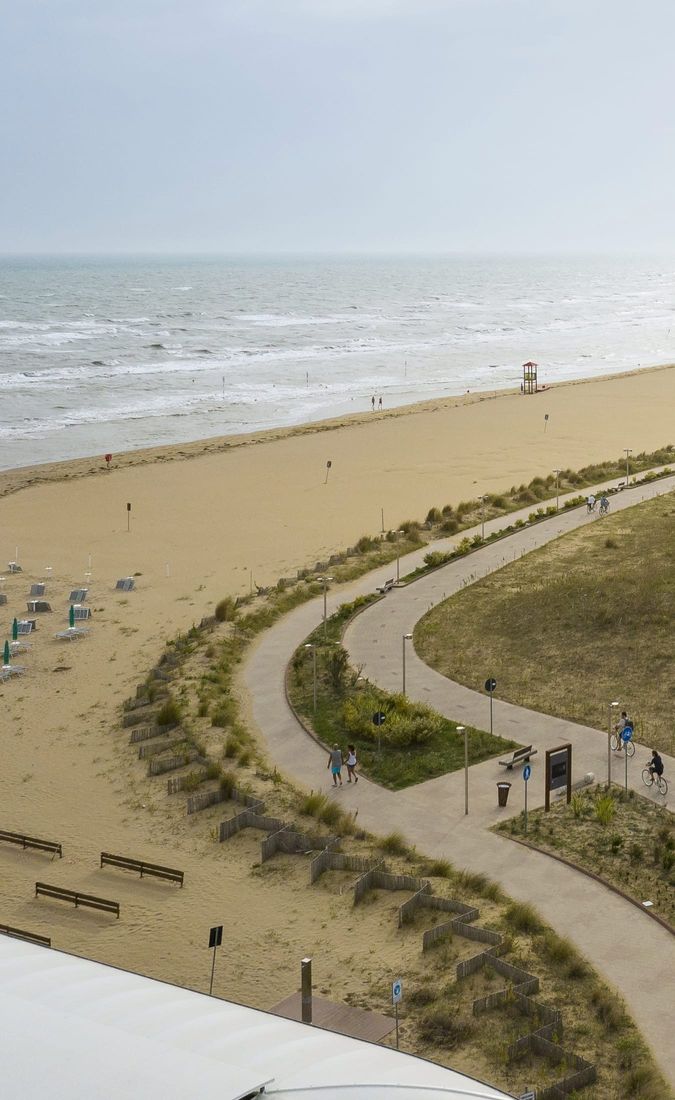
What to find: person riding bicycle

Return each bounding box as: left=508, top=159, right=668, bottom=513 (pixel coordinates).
left=648, top=750, right=664, bottom=779
left=586, top=494, right=596, bottom=513
left=613, top=711, right=632, bottom=750
left=599, top=495, right=610, bottom=514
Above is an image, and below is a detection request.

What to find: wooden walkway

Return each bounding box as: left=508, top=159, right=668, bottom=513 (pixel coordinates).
left=271, top=992, right=395, bottom=1043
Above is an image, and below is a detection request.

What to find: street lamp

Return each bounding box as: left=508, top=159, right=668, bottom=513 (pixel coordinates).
left=623, top=448, right=632, bottom=487
left=608, top=700, right=620, bottom=786
left=457, top=725, right=467, bottom=814
left=553, top=469, right=561, bottom=512
left=479, top=496, right=486, bottom=540
left=402, top=633, right=413, bottom=695
left=318, top=575, right=334, bottom=638
left=305, top=644, right=317, bottom=713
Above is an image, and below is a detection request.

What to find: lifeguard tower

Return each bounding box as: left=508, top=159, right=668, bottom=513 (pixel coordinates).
left=522, top=360, right=538, bottom=394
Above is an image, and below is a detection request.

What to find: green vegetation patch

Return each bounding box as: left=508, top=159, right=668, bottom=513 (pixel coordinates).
left=497, top=786, right=675, bottom=926
left=288, top=598, right=518, bottom=790
left=415, top=493, right=675, bottom=754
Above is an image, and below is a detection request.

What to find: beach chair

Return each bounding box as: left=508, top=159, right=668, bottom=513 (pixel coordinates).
left=16, top=621, right=33, bottom=635
left=10, top=640, right=31, bottom=655
left=55, top=627, right=88, bottom=641
left=72, top=605, right=92, bottom=621
left=115, top=578, right=135, bottom=591
left=0, top=594, right=7, bottom=607
left=2, top=664, right=26, bottom=677
left=69, top=588, right=88, bottom=603
left=29, top=583, right=46, bottom=597
left=8, top=562, right=22, bottom=574
left=27, top=600, right=51, bottom=613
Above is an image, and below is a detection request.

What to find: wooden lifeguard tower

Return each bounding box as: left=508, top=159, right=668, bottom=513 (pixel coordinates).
left=522, top=361, right=538, bottom=394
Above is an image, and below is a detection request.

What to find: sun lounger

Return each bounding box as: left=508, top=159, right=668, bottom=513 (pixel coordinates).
left=115, top=578, right=135, bottom=591
left=8, top=562, right=22, bottom=574
left=55, top=627, right=88, bottom=640
left=0, top=594, right=7, bottom=607
left=16, top=621, right=33, bottom=635
left=72, top=605, right=92, bottom=620
left=29, top=584, right=46, bottom=597
left=2, top=664, right=26, bottom=677
left=27, top=600, right=51, bottom=613
left=69, top=588, right=88, bottom=603
left=9, top=641, right=30, bottom=654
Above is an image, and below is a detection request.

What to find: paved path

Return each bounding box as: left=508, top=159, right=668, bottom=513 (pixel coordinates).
left=243, top=473, right=675, bottom=1085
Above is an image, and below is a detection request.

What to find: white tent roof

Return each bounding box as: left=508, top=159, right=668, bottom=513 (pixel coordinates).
left=0, top=937, right=513, bottom=1099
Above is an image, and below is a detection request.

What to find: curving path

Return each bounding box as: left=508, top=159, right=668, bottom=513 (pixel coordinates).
left=243, top=473, right=675, bottom=1085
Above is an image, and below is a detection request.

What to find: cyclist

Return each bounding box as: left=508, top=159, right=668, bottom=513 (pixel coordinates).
left=586, top=494, right=596, bottom=513
left=613, top=711, right=631, bottom=750
left=599, top=495, right=610, bottom=515
left=648, top=749, right=664, bottom=781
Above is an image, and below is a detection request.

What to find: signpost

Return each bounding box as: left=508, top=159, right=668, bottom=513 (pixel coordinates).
left=392, top=978, right=402, bottom=1049
left=621, top=724, right=633, bottom=792
left=126, top=502, right=132, bottom=533
left=484, top=678, right=497, bottom=736
left=208, top=924, right=223, bottom=995
left=373, top=711, right=386, bottom=753
left=545, top=744, right=572, bottom=811
left=522, top=763, right=531, bottom=833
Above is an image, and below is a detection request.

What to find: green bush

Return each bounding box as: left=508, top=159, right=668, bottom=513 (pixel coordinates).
left=219, top=770, right=237, bottom=798
left=595, top=793, right=617, bottom=826
left=441, top=517, right=459, bottom=534
left=426, top=507, right=442, bottom=524
left=211, top=697, right=237, bottom=727
left=377, top=830, right=411, bottom=856
left=215, top=596, right=237, bottom=622
left=342, top=691, right=442, bottom=747
left=418, top=1006, right=474, bottom=1046
left=156, top=698, right=181, bottom=726
left=503, top=901, right=544, bottom=934
left=423, top=550, right=452, bottom=568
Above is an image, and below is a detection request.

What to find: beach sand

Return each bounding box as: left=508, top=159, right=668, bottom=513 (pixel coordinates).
left=0, top=363, right=674, bottom=1013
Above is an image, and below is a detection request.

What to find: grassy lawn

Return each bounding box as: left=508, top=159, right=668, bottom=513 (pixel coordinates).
left=415, top=492, right=675, bottom=755
left=287, top=598, right=518, bottom=790
left=496, top=786, right=675, bottom=926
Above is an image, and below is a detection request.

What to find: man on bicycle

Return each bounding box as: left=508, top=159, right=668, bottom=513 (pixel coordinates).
left=586, top=494, right=596, bottom=513
left=613, top=711, right=632, bottom=750
left=599, top=495, right=610, bottom=514
left=648, top=750, right=664, bottom=779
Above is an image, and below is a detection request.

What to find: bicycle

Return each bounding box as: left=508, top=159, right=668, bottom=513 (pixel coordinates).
left=641, top=764, right=668, bottom=796
left=610, top=732, right=635, bottom=757
left=586, top=500, right=597, bottom=514
left=599, top=498, right=610, bottom=515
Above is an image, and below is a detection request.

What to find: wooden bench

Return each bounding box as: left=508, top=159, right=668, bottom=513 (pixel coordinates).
left=35, top=883, right=120, bottom=918
left=499, top=745, right=538, bottom=770
left=0, top=922, right=51, bottom=948
left=100, top=852, right=184, bottom=887
left=376, top=578, right=395, bottom=594
left=0, top=830, right=62, bottom=858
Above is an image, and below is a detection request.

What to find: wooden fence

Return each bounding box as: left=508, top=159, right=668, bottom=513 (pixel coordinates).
left=129, top=726, right=161, bottom=744
left=138, top=738, right=183, bottom=760
left=148, top=750, right=200, bottom=776
left=309, top=848, right=374, bottom=885
left=167, top=770, right=206, bottom=795
left=260, top=827, right=338, bottom=863
left=219, top=810, right=280, bottom=842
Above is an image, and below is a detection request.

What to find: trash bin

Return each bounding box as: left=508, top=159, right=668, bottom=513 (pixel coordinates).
left=497, top=782, right=511, bottom=807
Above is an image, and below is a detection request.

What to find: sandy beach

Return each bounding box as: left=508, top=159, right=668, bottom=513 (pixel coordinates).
left=0, top=364, right=674, bottom=1012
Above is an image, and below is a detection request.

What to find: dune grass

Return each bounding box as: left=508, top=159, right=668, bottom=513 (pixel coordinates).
left=415, top=492, right=675, bottom=755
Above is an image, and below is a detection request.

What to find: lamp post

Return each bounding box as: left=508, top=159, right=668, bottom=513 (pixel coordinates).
left=305, top=644, right=317, bottom=712
left=553, top=469, right=561, bottom=512
left=608, top=700, right=619, bottom=786
left=402, top=633, right=412, bottom=695
left=624, top=448, right=632, bottom=487
left=457, top=725, right=467, bottom=814
left=479, top=496, right=486, bottom=540
left=319, top=575, right=334, bottom=638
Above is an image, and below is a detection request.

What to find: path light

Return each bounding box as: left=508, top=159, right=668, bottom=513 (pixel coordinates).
left=624, top=448, right=632, bottom=486
left=305, top=644, right=317, bottom=712
left=318, top=576, right=334, bottom=638
left=457, top=726, right=468, bottom=815
left=553, top=469, right=561, bottom=512
left=479, top=496, right=486, bottom=540
left=402, top=633, right=413, bottom=696
left=608, top=701, right=620, bottom=786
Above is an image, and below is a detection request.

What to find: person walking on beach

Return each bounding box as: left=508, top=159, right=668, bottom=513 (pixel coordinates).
left=346, top=744, right=358, bottom=783
left=327, top=743, right=343, bottom=786
left=371, top=395, right=375, bottom=411
left=378, top=395, right=383, bottom=410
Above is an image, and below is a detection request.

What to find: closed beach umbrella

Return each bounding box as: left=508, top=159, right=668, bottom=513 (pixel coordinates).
left=3, top=640, right=10, bottom=665
left=69, top=605, right=75, bottom=628
left=12, top=617, right=18, bottom=641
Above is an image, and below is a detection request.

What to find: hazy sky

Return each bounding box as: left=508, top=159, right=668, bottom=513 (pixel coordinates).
left=2, top=0, right=674, bottom=253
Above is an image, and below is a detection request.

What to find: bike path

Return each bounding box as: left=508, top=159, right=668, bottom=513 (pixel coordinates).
left=243, top=473, right=675, bottom=1085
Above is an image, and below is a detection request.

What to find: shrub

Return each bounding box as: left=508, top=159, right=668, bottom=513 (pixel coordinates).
left=418, top=1006, right=474, bottom=1046
left=223, top=736, right=238, bottom=758
left=441, top=517, right=459, bottom=534
left=378, top=831, right=411, bottom=856
left=594, top=793, right=617, bottom=825
left=211, top=697, right=237, bottom=727
left=355, top=535, right=376, bottom=553
left=421, top=858, right=453, bottom=878
left=426, top=507, right=442, bottom=524
left=215, top=596, right=237, bottom=622
left=299, top=791, right=325, bottom=817
left=327, top=646, right=350, bottom=693
left=610, top=833, right=624, bottom=853
left=590, top=987, right=626, bottom=1030
left=408, top=985, right=437, bottom=1006
left=503, top=901, right=544, bottom=934
left=570, top=792, right=586, bottom=819
left=156, top=698, right=181, bottom=726
left=197, top=700, right=210, bottom=718
left=605, top=537, right=619, bottom=549
left=237, top=747, right=252, bottom=767
left=219, top=770, right=237, bottom=797
left=424, top=550, right=452, bottom=568
left=629, top=842, right=644, bottom=863
left=204, top=761, right=222, bottom=780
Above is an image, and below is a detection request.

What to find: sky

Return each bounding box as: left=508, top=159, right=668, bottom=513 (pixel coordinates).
left=1, top=0, right=675, bottom=253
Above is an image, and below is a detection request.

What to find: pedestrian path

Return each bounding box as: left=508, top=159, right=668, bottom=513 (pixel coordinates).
left=242, top=472, right=675, bottom=1085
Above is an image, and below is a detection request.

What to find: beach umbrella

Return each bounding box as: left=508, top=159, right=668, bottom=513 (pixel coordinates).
left=3, top=640, right=9, bottom=665
left=69, top=605, right=75, bottom=628
left=12, top=617, right=18, bottom=641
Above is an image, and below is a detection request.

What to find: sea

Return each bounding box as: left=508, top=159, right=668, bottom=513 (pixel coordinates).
left=1, top=253, right=674, bottom=472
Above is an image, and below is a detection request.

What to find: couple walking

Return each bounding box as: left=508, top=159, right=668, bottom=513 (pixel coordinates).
left=327, top=743, right=358, bottom=786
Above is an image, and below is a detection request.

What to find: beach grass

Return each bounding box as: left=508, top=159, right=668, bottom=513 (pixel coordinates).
left=415, top=492, right=675, bottom=755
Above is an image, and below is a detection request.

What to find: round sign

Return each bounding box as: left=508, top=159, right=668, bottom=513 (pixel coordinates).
left=392, top=979, right=402, bottom=1004
left=522, top=764, right=531, bottom=782
left=621, top=725, right=634, bottom=742
left=372, top=711, right=386, bottom=727
left=485, top=678, right=497, bottom=693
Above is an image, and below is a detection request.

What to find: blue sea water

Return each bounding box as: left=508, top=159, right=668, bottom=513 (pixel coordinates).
left=0, top=253, right=674, bottom=471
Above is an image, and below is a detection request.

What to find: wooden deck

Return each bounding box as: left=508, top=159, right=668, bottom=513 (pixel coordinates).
left=271, top=992, right=395, bottom=1044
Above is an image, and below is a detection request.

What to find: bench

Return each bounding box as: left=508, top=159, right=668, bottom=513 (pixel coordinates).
left=376, top=578, right=395, bottom=594
left=100, top=852, right=184, bottom=887
left=0, top=922, right=51, bottom=948
left=499, top=745, right=538, bottom=770
left=35, top=883, right=120, bottom=918
left=0, top=830, right=62, bottom=858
